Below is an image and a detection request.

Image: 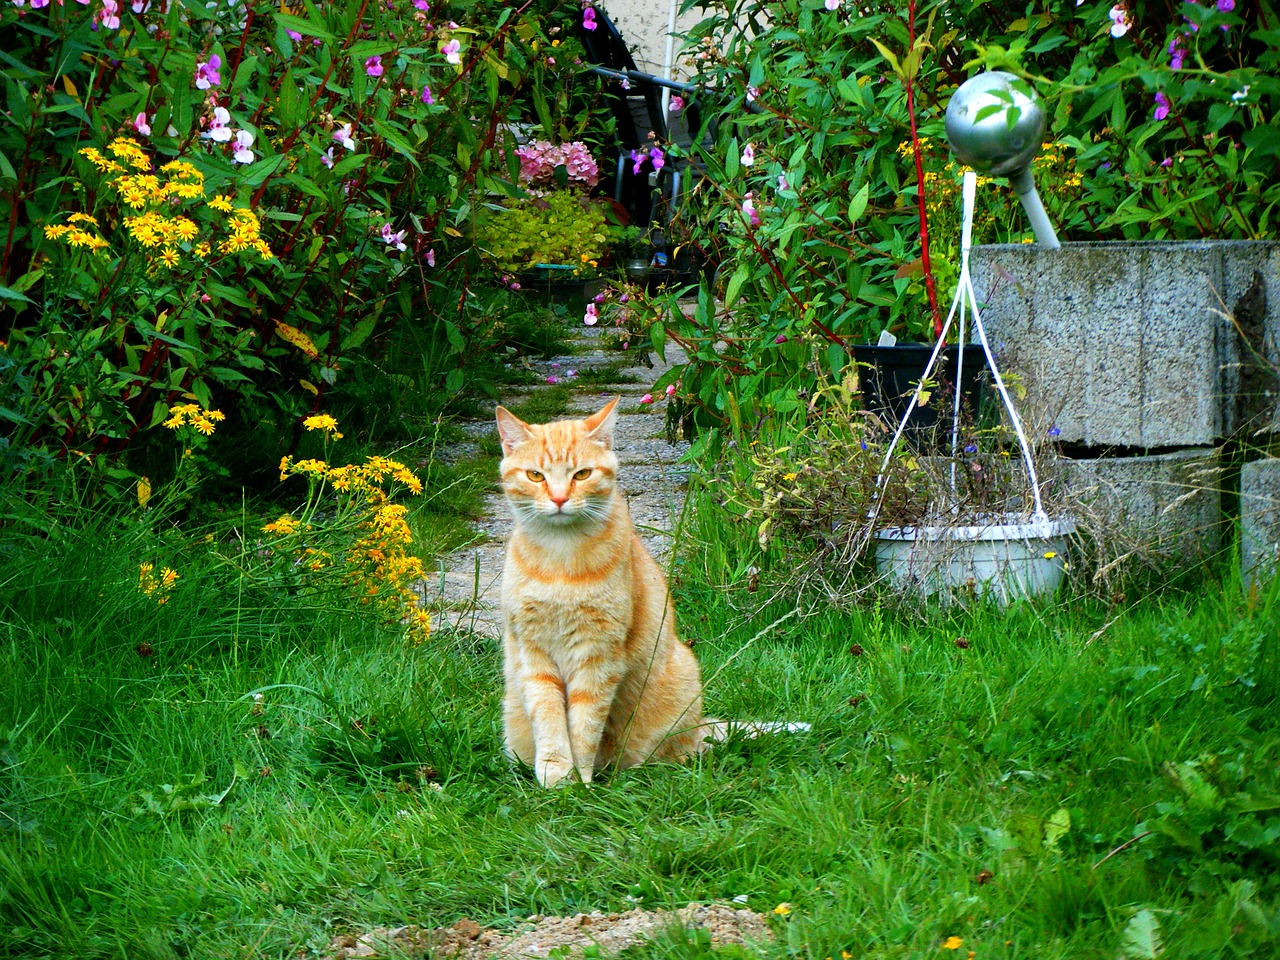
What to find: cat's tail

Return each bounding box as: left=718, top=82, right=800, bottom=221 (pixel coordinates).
left=700, top=718, right=812, bottom=745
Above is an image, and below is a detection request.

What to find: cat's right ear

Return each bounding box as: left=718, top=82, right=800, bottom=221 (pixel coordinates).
left=495, top=406, right=533, bottom=456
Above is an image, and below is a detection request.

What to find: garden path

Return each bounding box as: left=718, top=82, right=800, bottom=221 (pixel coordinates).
left=420, top=322, right=692, bottom=639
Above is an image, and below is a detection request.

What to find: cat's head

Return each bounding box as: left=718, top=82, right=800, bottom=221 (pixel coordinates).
left=495, top=397, right=622, bottom=530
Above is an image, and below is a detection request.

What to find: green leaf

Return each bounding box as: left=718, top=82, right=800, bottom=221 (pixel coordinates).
left=1043, top=808, right=1071, bottom=851
left=0, top=285, right=33, bottom=304
left=1119, top=909, right=1163, bottom=960
left=867, top=38, right=902, bottom=77
left=274, top=12, right=335, bottom=41
left=341, top=315, right=377, bottom=352
left=847, top=182, right=869, bottom=225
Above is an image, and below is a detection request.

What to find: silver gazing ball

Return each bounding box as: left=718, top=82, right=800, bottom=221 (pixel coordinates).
left=944, top=71, right=1045, bottom=178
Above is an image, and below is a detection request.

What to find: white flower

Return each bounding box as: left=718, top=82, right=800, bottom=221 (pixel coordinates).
left=1108, top=4, right=1131, bottom=37
left=380, top=222, right=408, bottom=251
left=442, top=38, right=461, bottom=65
left=824, top=0, right=840, bottom=9
left=741, top=143, right=755, bottom=166
left=206, top=106, right=232, bottom=142
left=232, top=129, right=255, bottom=164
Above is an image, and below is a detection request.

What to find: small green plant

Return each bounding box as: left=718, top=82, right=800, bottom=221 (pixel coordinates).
left=476, top=191, right=611, bottom=277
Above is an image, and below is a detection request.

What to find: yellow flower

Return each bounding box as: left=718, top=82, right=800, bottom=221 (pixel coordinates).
left=262, top=514, right=301, bottom=536
left=303, top=413, right=342, bottom=435
left=194, top=241, right=212, bottom=258
left=43, top=225, right=70, bottom=240
left=783, top=472, right=797, bottom=481
left=1042, top=550, right=1057, bottom=559
left=158, top=247, right=180, bottom=268
left=68, top=213, right=99, bottom=227
left=941, top=936, right=963, bottom=950
left=161, top=567, right=179, bottom=588
left=207, top=195, right=234, bottom=213
left=773, top=903, right=791, bottom=916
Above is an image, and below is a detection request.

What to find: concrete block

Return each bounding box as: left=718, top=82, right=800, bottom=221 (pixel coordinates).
left=1241, top=459, right=1280, bottom=587
left=1056, top=449, right=1224, bottom=560
left=970, top=241, right=1280, bottom=447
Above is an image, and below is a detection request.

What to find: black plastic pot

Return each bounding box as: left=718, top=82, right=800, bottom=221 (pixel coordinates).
left=851, top=342, right=990, bottom=451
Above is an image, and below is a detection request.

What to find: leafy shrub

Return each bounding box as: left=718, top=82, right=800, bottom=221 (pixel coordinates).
left=0, top=0, right=597, bottom=472
left=658, top=0, right=1279, bottom=448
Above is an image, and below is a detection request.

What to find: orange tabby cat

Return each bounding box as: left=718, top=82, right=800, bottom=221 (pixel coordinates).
left=495, top=397, right=709, bottom=787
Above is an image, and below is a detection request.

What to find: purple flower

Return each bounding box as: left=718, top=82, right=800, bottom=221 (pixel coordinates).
left=287, top=29, right=302, bottom=41
left=333, top=122, right=357, bottom=151
left=774, top=334, right=787, bottom=344
left=669, top=95, right=684, bottom=113
left=1048, top=426, right=1061, bottom=437
left=740, top=143, right=755, bottom=166
left=1168, top=36, right=1187, bottom=70
left=583, top=6, right=596, bottom=31
left=321, top=147, right=336, bottom=169
left=1217, top=0, right=1234, bottom=9
left=584, top=303, right=598, bottom=326
left=743, top=192, right=760, bottom=227
left=442, top=38, right=461, bottom=64
left=630, top=149, right=646, bottom=175
left=365, top=56, right=384, bottom=77
left=964, top=443, right=978, bottom=454
left=413, top=0, right=428, bottom=8
left=1154, top=91, right=1171, bottom=120
left=195, top=54, right=222, bottom=90
left=1161, top=156, right=1173, bottom=167
left=546, top=375, right=559, bottom=384
left=380, top=222, right=408, bottom=251
left=648, top=147, right=665, bottom=171
left=425, top=248, right=436, bottom=267
left=421, top=84, right=434, bottom=104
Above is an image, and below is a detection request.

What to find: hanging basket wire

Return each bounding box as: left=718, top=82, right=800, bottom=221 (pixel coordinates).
left=868, top=170, right=1074, bottom=599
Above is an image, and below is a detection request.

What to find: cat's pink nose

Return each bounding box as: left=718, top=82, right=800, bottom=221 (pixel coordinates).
left=549, top=494, right=569, bottom=508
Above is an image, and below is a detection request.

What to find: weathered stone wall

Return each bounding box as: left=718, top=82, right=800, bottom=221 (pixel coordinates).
left=598, top=0, right=703, bottom=78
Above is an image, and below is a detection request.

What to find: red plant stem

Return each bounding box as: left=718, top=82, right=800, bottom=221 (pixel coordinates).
left=904, top=0, right=942, bottom=341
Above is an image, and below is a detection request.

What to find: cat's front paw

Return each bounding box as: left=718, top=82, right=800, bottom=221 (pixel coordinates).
left=536, top=756, right=576, bottom=788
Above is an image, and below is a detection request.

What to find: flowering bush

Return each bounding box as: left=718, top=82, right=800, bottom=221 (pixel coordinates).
left=515, top=140, right=601, bottom=191
left=476, top=191, right=610, bottom=276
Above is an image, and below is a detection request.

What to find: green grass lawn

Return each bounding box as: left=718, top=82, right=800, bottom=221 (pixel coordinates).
left=2, top=484, right=1278, bottom=959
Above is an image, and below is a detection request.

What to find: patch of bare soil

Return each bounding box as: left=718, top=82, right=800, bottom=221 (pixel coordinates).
left=329, top=903, right=772, bottom=959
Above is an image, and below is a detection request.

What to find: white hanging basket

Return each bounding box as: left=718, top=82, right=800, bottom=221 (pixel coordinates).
left=870, top=171, right=1074, bottom=603
left=874, top=515, right=1075, bottom=605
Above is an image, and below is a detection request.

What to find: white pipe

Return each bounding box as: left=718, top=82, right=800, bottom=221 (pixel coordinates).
left=661, top=0, right=678, bottom=116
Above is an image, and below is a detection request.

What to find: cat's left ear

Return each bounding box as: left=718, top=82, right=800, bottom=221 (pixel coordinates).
left=583, top=395, right=620, bottom=449
left=495, top=406, right=533, bottom=456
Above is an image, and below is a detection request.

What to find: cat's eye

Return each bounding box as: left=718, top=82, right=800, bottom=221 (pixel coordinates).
left=573, top=468, right=592, bottom=481
left=526, top=470, right=544, bottom=482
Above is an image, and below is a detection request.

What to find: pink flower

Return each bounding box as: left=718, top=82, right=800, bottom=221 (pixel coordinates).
left=669, top=95, right=684, bottom=113
left=742, top=192, right=760, bottom=227
left=287, top=29, right=302, bottom=41
left=665, top=383, right=676, bottom=397
left=442, top=38, right=461, bottom=64
left=100, top=0, right=120, bottom=29
left=421, top=84, right=434, bottom=104
left=1217, top=0, right=1234, bottom=9
left=775, top=334, right=788, bottom=344
left=333, top=122, right=357, bottom=151
left=413, top=0, right=428, bottom=9
left=1168, top=36, right=1186, bottom=69
left=584, top=303, right=598, bottom=326
left=777, top=174, right=790, bottom=191
left=425, top=248, right=436, bottom=267
left=1153, top=91, right=1171, bottom=120
left=740, top=143, right=755, bottom=166
left=824, top=0, right=840, bottom=8
left=380, top=222, right=408, bottom=251
left=746, top=85, right=760, bottom=103
left=648, top=147, right=665, bottom=171
left=640, top=394, right=654, bottom=404
left=133, top=111, right=151, bottom=137
left=583, top=6, right=596, bottom=30
left=365, top=56, right=384, bottom=77
left=546, top=375, right=559, bottom=384
left=195, top=54, right=222, bottom=90
left=630, top=148, right=647, bottom=175
left=129, top=0, right=149, bottom=10
left=321, top=147, right=336, bottom=168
